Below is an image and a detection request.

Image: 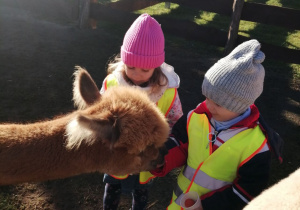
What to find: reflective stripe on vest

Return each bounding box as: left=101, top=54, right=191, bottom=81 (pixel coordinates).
left=168, top=111, right=267, bottom=209
left=105, top=74, right=176, bottom=184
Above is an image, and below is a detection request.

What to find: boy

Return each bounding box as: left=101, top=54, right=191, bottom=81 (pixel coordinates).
left=151, top=39, right=283, bottom=210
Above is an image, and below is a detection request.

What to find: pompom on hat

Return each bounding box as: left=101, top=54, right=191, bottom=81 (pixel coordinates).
left=121, top=13, right=165, bottom=69
left=202, top=39, right=265, bottom=114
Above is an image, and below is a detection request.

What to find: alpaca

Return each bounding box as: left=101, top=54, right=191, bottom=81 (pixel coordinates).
left=243, top=168, right=300, bottom=210
left=0, top=66, right=170, bottom=186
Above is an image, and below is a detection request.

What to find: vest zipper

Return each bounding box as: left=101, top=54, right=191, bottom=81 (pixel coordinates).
left=205, top=113, right=224, bottom=149
left=206, top=129, right=219, bottom=149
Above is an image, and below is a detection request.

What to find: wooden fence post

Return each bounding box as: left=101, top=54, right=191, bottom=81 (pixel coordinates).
left=78, top=0, right=90, bottom=29
left=224, top=0, right=244, bottom=55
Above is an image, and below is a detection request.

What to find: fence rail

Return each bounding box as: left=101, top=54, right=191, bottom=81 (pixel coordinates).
left=85, top=0, right=300, bottom=64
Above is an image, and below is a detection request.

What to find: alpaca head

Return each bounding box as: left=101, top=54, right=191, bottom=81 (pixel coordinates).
left=65, top=66, right=170, bottom=174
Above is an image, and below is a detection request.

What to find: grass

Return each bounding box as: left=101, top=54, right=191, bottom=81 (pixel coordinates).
left=291, top=63, right=300, bottom=81
left=0, top=188, right=19, bottom=210
left=135, top=1, right=300, bottom=80
left=136, top=1, right=300, bottom=49
left=98, top=0, right=300, bottom=52
left=246, top=0, right=300, bottom=8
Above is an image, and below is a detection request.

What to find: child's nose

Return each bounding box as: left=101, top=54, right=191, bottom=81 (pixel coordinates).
left=135, top=68, right=142, bottom=71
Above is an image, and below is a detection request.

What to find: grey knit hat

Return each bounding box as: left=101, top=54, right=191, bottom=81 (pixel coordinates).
left=202, top=39, right=265, bottom=114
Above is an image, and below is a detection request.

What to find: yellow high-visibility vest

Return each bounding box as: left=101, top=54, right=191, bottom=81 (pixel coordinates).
left=167, top=111, right=267, bottom=209
left=104, top=74, right=177, bottom=184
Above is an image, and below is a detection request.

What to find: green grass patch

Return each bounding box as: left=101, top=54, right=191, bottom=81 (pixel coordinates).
left=239, top=21, right=300, bottom=49
left=246, top=0, right=300, bottom=9
left=135, top=1, right=299, bottom=78
left=0, top=190, right=19, bottom=210
left=136, top=2, right=300, bottom=49
left=291, top=64, right=300, bottom=80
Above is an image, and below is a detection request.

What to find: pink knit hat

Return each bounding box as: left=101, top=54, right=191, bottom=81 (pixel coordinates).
left=121, top=13, right=165, bottom=69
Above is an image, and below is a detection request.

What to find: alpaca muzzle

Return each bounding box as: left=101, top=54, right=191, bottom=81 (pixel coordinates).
left=150, top=145, right=168, bottom=169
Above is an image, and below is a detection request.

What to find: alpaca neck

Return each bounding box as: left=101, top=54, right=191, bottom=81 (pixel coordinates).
left=0, top=113, right=97, bottom=185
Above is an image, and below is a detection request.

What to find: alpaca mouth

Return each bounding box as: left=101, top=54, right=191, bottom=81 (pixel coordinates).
left=150, top=146, right=168, bottom=169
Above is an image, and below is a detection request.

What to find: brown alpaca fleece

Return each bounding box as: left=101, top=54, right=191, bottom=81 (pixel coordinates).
left=243, top=168, right=300, bottom=210
left=0, top=66, right=170, bottom=186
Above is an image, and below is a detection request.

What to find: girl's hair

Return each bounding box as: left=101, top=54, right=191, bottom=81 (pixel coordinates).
left=107, top=54, right=168, bottom=93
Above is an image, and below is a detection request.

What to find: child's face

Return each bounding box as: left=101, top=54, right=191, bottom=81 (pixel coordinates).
left=205, top=98, right=240, bottom=122
left=125, top=65, right=155, bottom=85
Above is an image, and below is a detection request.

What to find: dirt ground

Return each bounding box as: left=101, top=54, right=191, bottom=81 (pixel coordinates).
left=0, top=1, right=299, bottom=209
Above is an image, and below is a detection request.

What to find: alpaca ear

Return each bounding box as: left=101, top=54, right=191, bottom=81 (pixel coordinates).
left=77, top=113, right=121, bottom=147
left=73, top=66, right=101, bottom=109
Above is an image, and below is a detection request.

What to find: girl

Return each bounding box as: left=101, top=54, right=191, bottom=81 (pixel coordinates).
left=100, top=13, right=183, bottom=210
